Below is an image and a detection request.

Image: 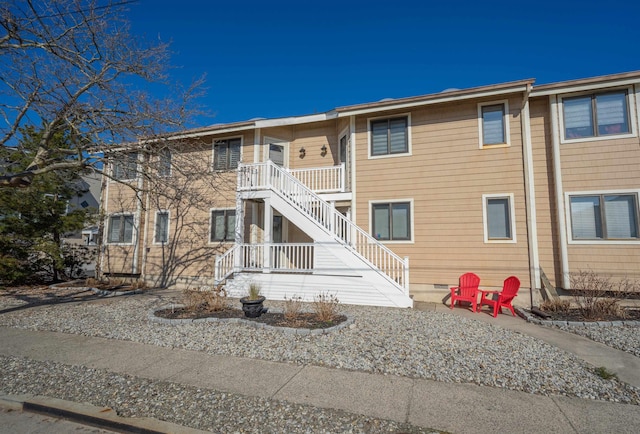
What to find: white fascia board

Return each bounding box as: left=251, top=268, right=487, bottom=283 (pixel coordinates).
left=336, top=85, right=530, bottom=117
left=166, top=124, right=257, bottom=141
left=255, top=112, right=336, bottom=128
left=531, top=78, right=640, bottom=97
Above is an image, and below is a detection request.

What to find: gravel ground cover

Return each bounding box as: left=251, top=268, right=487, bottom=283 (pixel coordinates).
left=552, top=323, right=640, bottom=358
left=1, top=289, right=639, bottom=406
left=0, top=355, right=435, bottom=433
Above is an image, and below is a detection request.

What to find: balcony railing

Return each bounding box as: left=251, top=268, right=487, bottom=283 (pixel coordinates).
left=289, top=163, right=345, bottom=193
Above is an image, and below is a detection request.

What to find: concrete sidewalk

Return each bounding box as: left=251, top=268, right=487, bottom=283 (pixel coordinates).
left=1, top=326, right=639, bottom=434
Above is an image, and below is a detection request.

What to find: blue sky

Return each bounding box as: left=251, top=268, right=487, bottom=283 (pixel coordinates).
left=127, top=0, right=640, bottom=127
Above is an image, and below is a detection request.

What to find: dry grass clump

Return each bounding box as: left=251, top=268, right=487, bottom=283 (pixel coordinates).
left=313, top=292, right=340, bottom=322
left=540, top=298, right=571, bottom=313
left=183, top=284, right=228, bottom=312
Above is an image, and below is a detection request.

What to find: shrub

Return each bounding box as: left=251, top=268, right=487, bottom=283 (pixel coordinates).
left=283, top=295, right=304, bottom=322
left=540, top=298, right=571, bottom=313
left=183, top=285, right=228, bottom=312
left=570, top=270, right=631, bottom=320
left=313, top=292, right=339, bottom=322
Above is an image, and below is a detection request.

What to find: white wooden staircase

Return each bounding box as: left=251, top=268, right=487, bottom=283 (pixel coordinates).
left=215, top=161, right=412, bottom=308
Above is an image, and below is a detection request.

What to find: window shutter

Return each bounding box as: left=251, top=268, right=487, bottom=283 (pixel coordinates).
left=482, top=105, right=505, bottom=145
left=389, top=118, right=408, bottom=153
left=604, top=195, right=637, bottom=238
left=487, top=198, right=511, bottom=239
left=371, top=121, right=388, bottom=156
left=570, top=196, right=602, bottom=239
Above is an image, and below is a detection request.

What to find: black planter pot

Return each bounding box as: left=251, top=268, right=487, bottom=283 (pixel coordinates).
left=240, top=296, right=266, bottom=318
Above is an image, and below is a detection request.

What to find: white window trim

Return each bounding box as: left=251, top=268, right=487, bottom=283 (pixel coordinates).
left=208, top=207, right=236, bottom=244
left=368, top=198, right=415, bottom=244
left=367, top=113, right=412, bottom=159
left=106, top=212, right=137, bottom=246
left=565, top=189, right=640, bottom=245
left=558, top=86, right=638, bottom=144
left=110, top=153, right=139, bottom=182
left=263, top=136, right=290, bottom=168
left=482, top=193, right=517, bottom=243
left=152, top=210, right=170, bottom=245
left=211, top=135, right=243, bottom=171
left=477, top=100, right=511, bottom=149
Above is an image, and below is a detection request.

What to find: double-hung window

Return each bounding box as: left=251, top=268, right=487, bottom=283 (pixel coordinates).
left=213, top=138, right=241, bottom=170
left=210, top=209, right=236, bottom=242
left=112, top=153, right=138, bottom=180
left=371, top=202, right=411, bottom=241
left=478, top=102, right=509, bottom=147
left=154, top=211, right=169, bottom=244
left=569, top=193, right=639, bottom=240
left=483, top=194, right=516, bottom=243
left=563, top=91, right=630, bottom=140
left=107, top=214, right=135, bottom=244
left=370, top=116, right=409, bottom=156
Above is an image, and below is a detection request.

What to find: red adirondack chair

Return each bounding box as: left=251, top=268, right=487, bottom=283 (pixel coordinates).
left=450, top=272, right=481, bottom=312
left=479, top=276, right=521, bottom=317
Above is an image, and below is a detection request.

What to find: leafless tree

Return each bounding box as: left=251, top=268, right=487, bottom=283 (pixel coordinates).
left=0, top=0, right=203, bottom=187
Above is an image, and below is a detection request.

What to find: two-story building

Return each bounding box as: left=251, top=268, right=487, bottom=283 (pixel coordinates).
left=100, top=71, right=640, bottom=308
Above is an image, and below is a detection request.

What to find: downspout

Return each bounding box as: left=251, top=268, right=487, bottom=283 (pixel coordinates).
left=132, top=152, right=144, bottom=274
left=521, top=84, right=540, bottom=308
left=97, top=165, right=110, bottom=279
left=549, top=95, right=570, bottom=289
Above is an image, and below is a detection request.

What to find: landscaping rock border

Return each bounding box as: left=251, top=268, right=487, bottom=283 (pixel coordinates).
left=516, top=307, right=640, bottom=327
left=148, top=305, right=354, bottom=336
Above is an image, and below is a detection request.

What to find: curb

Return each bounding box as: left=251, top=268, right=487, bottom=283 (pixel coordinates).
left=0, top=393, right=208, bottom=434
left=515, top=307, right=640, bottom=327
left=148, top=305, right=355, bottom=335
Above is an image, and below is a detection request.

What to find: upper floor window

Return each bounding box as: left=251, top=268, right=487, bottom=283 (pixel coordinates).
left=370, top=116, right=409, bottom=157
left=112, top=153, right=138, bottom=180
left=210, top=209, right=236, bottom=242
left=569, top=193, right=638, bottom=240
left=107, top=214, right=134, bottom=244
left=213, top=138, right=241, bottom=170
left=478, top=101, right=510, bottom=147
left=371, top=201, right=411, bottom=241
left=563, top=91, right=630, bottom=140
left=158, top=148, right=171, bottom=177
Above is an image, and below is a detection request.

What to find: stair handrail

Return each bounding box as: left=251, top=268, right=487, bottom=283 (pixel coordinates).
left=238, top=161, right=409, bottom=292
left=214, top=244, right=239, bottom=283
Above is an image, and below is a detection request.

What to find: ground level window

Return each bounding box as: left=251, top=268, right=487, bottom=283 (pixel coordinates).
left=483, top=194, right=515, bottom=242
left=107, top=214, right=134, bottom=244
left=154, top=211, right=169, bottom=244
left=570, top=194, right=639, bottom=240
left=210, top=209, right=236, bottom=242
left=371, top=202, right=411, bottom=241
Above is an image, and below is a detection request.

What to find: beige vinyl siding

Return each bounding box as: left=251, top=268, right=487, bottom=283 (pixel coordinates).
left=353, top=97, right=531, bottom=292
left=559, top=122, right=640, bottom=281
left=529, top=97, right=562, bottom=287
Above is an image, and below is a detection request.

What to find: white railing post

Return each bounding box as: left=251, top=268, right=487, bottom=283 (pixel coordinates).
left=403, top=256, right=410, bottom=294
left=340, top=162, right=346, bottom=192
